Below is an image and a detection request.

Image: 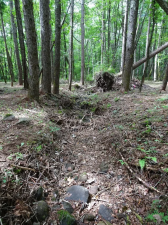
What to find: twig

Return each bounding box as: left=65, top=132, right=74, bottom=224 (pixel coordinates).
left=61, top=3, right=71, bottom=28
left=11, top=164, right=35, bottom=172
left=118, top=150, right=164, bottom=195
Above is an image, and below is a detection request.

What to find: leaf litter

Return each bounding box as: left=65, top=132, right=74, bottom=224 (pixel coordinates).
left=0, top=81, right=168, bottom=224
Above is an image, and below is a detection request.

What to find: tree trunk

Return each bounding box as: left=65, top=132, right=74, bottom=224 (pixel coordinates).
left=53, top=0, right=61, bottom=94
left=139, top=0, right=155, bottom=92
left=161, top=63, right=168, bottom=91
left=22, top=0, right=39, bottom=101
left=10, top=0, right=23, bottom=85
left=14, top=0, right=28, bottom=89
left=107, top=0, right=111, bottom=66
left=101, top=0, right=105, bottom=67
left=68, top=0, right=74, bottom=91
left=122, top=0, right=139, bottom=91
left=0, top=12, right=14, bottom=87
left=40, top=0, right=51, bottom=94
left=81, top=0, right=85, bottom=85
left=133, top=42, right=168, bottom=70
left=121, top=0, right=129, bottom=72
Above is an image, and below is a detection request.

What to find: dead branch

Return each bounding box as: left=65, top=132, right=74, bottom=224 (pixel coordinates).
left=118, top=150, right=164, bottom=195
left=11, top=164, right=36, bottom=172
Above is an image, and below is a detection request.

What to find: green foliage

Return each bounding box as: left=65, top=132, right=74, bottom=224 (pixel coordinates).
left=57, top=210, right=76, bottom=225
left=146, top=199, right=168, bottom=224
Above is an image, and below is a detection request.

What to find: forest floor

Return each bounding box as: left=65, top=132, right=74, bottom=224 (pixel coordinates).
left=0, top=80, right=168, bottom=225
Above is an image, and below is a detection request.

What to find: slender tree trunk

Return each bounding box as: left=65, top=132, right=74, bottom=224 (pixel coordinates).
left=63, top=29, right=68, bottom=79
left=139, top=0, right=155, bottom=92
left=14, top=0, right=28, bottom=89
left=10, top=0, right=23, bottom=85
left=101, top=0, right=105, bottom=67
left=68, top=0, right=74, bottom=91
left=81, top=0, right=85, bottom=85
left=40, top=0, right=51, bottom=94
left=22, top=0, right=39, bottom=101
left=53, top=0, right=61, bottom=94
left=133, top=42, right=168, bottom=70
left=122, top=0, right=139, bottom=91
left=107, top=0, right=111, bottom=66
left=121, top=0, right=129, bottom=72
left=154, top=20, right=162, bottom=81
left=1, top=12, right=14, bottom=87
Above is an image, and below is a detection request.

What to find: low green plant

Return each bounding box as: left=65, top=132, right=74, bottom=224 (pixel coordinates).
left=139, top=157, right=157, bottom=170
left=114, top=97, right=120, bottom=102
left=142, top=125, right=152, bottom=134
left=7, top=152, right=23, bottom=160
left=146, top=200, right=168, bottom=224
left=106, top=103, right=111, bottom=108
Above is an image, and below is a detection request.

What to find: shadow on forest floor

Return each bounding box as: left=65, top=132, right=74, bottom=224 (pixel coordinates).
left=0, top=80, right=168, bottom=224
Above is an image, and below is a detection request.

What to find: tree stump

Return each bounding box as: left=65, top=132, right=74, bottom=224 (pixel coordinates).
left=96, top=72, right=115, bottom=91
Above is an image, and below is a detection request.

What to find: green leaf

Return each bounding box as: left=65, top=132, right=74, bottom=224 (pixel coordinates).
left=139, top=159, right=146, bottom=170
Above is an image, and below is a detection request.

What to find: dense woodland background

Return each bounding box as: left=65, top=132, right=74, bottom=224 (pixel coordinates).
left=0, top=0, right=168, bottom=97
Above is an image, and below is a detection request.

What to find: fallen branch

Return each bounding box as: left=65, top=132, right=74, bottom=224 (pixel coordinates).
left=11, top=164, right=36, bottom=172
left=118, top=150, right=164, bottom=195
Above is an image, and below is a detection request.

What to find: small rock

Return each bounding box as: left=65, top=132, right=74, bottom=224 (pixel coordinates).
left=84, top=213, right=95, bottom=221
left=65, top=185, right=89, bottom=203
left=78, top=173, right=88, bottom=182
left=17, top=118, right=31, bottom=125
left=52, top=204, right=61, bottom=211
left=65, top=162, right=75, bottom=171
left=62, top=201, right=74, bottom=214
left=3, top=114, right=15, bottom=121
left=98, top=204, right=114, bottom=222
left=57, top=210, right=76, bottom=225
left=99, top=162, right=109, bottom=173
left=89, top=185, right=99, bottom=195
left=33, top=187, right=43, bottom=201
left=35, top=200, right=49, bottom=222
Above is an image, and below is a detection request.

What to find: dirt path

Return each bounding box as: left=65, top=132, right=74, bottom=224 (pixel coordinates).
left=0, top=82, right=168, bottom=224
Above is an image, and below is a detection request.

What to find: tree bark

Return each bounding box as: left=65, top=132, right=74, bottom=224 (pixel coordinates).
left=156, top=0, right=168, bottom=15
left=139, top=0, right=155, bottom=92
left=0, top=12, right=14, bottom=87
left=10, top=0, right=23, bottom=85
left=22, top=0, right=39, bottom=101
left=14, top=0, right=28, bottom=89
left=121, top=0, right=129, bottom=72
left=122, top=0, right=139, bottom=91
left=81, top=0, right=85, bottom=85
left=133, top=42, right=168, bottom=70
left=161, top=63, right=168, bottom=91
left=68, top=0, right=74, bottom=91
left=40, top=0, right=51, bottom=94
left=53, top=0, right=61, bottom=94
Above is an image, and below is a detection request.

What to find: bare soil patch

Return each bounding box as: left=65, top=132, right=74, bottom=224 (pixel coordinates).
left=0, top=81, right=168, bottom=224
